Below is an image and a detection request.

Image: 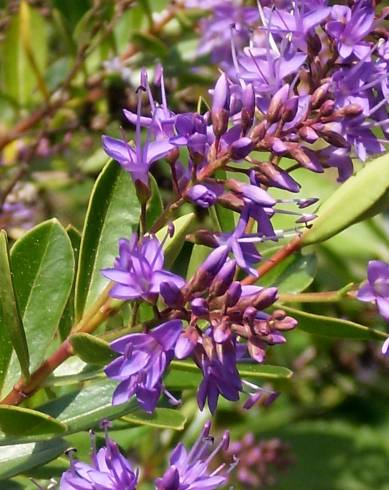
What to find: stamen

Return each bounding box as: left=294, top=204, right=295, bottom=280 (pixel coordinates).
left=256, top=0, right=280, bottom=55
left=164, top=388, right=182, bottom=406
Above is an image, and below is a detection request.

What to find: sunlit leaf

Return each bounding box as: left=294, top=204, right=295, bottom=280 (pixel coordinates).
left=75, top=160, right=140, bottom=319
left=302, top=154, right=389, bottom=245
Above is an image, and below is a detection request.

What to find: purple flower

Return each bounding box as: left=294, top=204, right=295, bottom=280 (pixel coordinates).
left=102, top=234, right=185, bottom=302
left=60, top=430, right=138, bottom=490
left=197, top=3, right=258, bottom=67
left=103, top=75, right=174, bottom=187
left=357, top=260, right=389, bottom=322
left=155, top=422, right=232, bottom=490
left=264, top=4, right=331, bottom=50
left=326, top=1, right=374, bottom=60
left=105, top=320, right=183, bottom=412
left=194, top=335, right=242, bottom=414
left=102, top=134, right=173, bottom=187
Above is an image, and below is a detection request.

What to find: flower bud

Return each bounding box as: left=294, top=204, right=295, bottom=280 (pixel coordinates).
left=282, top=96, right=299, bottom=122
left=226, top=281, right=242, bottom=307
left=250, top=120, right=268, bottom=144
left=299, top=126, right=319, bottom=143
left=253, top=287, right=278, bottom=309
left=267, top=85, right=289, bottom=123
left=210, top=260, right=237, bottom=296
left=230, top=137, right=253, bottom=160
left=311, top=83, right=330, bottom=108
left=186, top=184, right=218, bottom=208
left=226, top=180, right=276, bottom=206
left=191, top=297, right=209, bottom=317
left=241, top=83, right=255, bottom=132
left=190, top=246, right=229, bottom=291
left=255, top=165, right=300, bottom=193
left=318, top=126, right=349, bottom=148
left=319, top=99, right=335, bottom=117
left=211, top=74, right=230, bottom=137
left=243, top=306, right=258, bottom=325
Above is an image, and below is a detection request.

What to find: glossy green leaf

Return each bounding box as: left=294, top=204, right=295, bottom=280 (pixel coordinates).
left=302, top=154, right=389, bottom=245
left=0, top=231, right=29, bottom=382
left=166, top=361, right=293, bottom=389
left=0, top=406, right=66, bottom=440
left=38, top=380, right=137, bottom=435
left=121, top=407, right=186, bottom=431
left=1, top=219, right=74, bottom=398
left=0, top=439, right=67, bottom=480
left=260, top=252, right=317, bottom=294
left=281, top=305, right=388, bottom=340
left=156, top=213, right=196, bottom=268
left=75, top=160, right=140, bottom=319
left=0, top=2, right=48, bottom=106
left=146, top=175, right=164, bottom=231
left=70, top=333, right=117, bottom=365
left=59, top=226, right=81, bottom=341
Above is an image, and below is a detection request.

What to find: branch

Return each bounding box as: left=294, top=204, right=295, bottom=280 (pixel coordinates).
left=241, top=235, right=303, bottom=285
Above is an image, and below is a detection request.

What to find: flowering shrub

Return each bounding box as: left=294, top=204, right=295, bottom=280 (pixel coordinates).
left=0, top=1, right=389, bottom=489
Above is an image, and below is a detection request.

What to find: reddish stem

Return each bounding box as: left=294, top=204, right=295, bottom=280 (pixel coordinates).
left=241, top=235, right=302, bottom=285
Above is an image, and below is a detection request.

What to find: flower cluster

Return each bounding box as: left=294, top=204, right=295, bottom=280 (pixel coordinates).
left=226, top=433, right=293, bottom=488
left=60, top=421, right=233, bottom=490
left=104, top=234, right=295, bottom=413
left=101, top=0, right=389, bottom=420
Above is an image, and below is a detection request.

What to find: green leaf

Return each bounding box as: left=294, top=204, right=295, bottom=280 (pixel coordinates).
left=166, top=361, right=293, bottom=389
left=121, top=407, right=186, bottom=431
left=131, top=32, right=168, bottom=58
left=0, top=439, right=67, bottom=480
left=0, top=406, right=66, bottom=440
left=156, top=213, right=196, bottom=268
left=0, top=231, right=29, bottom=382
left=281, top=305, right=388, bottom=340
left=302, top=154, right=389, bottom=245
left=146, top=175, right=164, bottom=231
left=0, top=2, right=48, bottom=106
left=38, top=380, right=137, bottom=436
left=70, top=333, right=117, bottom=365
left=260, top=252, right=317, bottom=294
left=59, top=226, right=81, bottom=341
left=1, top=219, right=74, bottom=397
left=186, top=244, right=210, bottom=279
left=75, top=160, right=140, bottom=319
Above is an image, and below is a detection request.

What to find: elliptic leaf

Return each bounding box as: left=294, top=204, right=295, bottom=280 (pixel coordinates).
left=75, top=160, right=140, bottom=319
left=302, top=154, right=389, bottom=245
left=2, top=219, right=74, bottom=397
left=281, top=305, right=388, bottom=340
